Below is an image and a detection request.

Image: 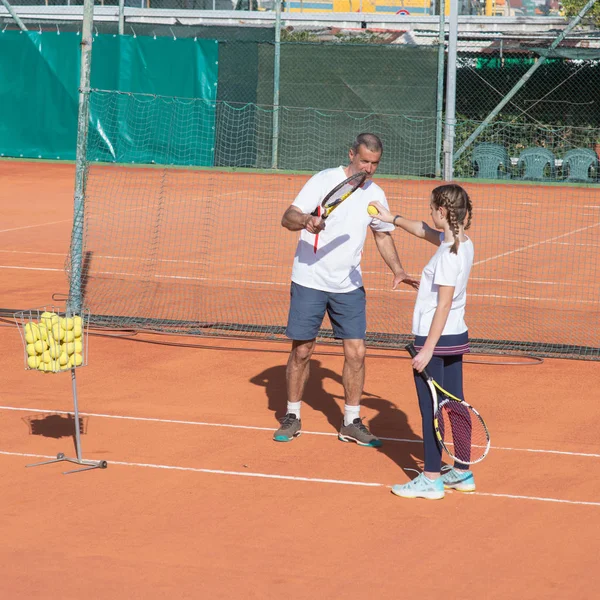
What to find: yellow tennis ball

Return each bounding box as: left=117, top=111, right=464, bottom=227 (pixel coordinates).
left=37, top=323, right=49, bottom=341
left=41, top=350, right=51, bottom=364
left=52, top=324, right=66, bottom=341
left=59, top=352, right=69, bottom=366
left=367, top=205, right=379, bottom=216
left=48, top=344, right=62, bottom=359
left=27, top=355, right=41, bottom=369
left=41, top=312, right=60, bottom=327
left=73, top=353, right=83, bottom=367
left=73, top=324, right=82, bottom=339
left=63, top=317, right=75, bottom=330
left=63, top=342, right=76, bottom=355
left=26, top=343, right=37, bottom=357
left=24, top=323, right=40, bottom=344
left=74, top=340, right=83, bottom=354
left=38, top=361, right=52, bottom=372
left=64, top=330, right=75, bottom=343
left=34, top=340, right=45, bottom=354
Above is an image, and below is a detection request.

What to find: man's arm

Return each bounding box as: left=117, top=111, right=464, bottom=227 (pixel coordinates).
left=281, top=205, right=325, bottom=234
left=372, top=230, right=419, bottom=290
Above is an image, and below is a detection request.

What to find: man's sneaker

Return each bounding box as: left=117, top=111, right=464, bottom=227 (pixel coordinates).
left=338, top=417, right=382, bottom=448
left=391, top=472, right=445, bottom=500
left=441, top=465, right=476, bottom=492
left=273, top=414, right=301, bottom=442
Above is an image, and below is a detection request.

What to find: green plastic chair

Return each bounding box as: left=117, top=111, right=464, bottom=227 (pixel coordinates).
left=562, top=148, right=599, bottom=182
left=472, top=143, right=511, bottom=180
left=516, top=147, right=556, bottom=180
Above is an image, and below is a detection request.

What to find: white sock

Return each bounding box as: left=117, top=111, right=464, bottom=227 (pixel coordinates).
left=287, top=401, right=302, bottom=419
left=344, top=404, right=361, bottom=426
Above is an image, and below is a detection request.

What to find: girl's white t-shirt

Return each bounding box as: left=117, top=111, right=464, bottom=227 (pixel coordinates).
left=291, top=167, right=394, bottom=293
left=412, top=232, right=474, bottom=336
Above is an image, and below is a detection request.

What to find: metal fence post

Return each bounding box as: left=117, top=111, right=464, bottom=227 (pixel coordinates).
left=68, top=0, right=95, bottom=315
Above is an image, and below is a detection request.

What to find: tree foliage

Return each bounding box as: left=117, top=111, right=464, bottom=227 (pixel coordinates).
left=561, top=0, right=600, bottom=25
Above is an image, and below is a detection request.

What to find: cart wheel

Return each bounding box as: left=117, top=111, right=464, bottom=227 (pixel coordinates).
left=100, top=461, right=108, bottom=469
left=57, top=453, right=65, bottom=459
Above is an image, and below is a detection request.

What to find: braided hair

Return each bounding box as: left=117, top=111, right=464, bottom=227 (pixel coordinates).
left=431, top=184, right=472, bottom=255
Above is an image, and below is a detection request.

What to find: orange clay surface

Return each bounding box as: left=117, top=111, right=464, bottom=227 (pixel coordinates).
left=0, top=161, right=599, bottom=599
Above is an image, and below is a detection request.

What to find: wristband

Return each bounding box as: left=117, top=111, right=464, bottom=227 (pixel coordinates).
left=393, top=215, right=401, bottom=226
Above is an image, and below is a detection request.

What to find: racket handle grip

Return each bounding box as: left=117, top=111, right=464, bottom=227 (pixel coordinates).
left=404, top=343, right=432, bottom=380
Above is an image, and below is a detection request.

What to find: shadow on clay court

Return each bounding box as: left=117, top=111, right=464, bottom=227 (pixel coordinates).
left=250, top=358, right=423, bottom=475
left=23, top=413, right=88, bottom=455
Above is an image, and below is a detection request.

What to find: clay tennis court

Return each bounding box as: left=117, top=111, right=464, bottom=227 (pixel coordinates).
left=0, top=160, right=599, bottom=598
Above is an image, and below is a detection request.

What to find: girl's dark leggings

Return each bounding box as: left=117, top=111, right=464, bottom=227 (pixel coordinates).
left=414, top=354, right=469, bottom=473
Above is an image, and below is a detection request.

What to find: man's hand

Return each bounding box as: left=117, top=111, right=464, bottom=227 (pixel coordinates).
left=392, top=270, right=420, bottom=290
left=304, top=214, right=326, bottom=234
left=282, top=206, right=325, bottom=232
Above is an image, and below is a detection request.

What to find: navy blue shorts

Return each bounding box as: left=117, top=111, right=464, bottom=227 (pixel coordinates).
left=285, top=282, right=367, bottom=340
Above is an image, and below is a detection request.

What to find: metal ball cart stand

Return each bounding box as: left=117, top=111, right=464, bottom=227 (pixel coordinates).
left=15, top=305, right=107, bottom=474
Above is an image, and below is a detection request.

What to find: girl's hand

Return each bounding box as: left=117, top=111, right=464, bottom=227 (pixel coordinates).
left=368, top=201, right=394, bottom=223
left=412, top=346, right=434, bottom=373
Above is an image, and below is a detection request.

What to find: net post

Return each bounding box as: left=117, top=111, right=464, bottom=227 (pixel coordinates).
left=271, top=0, right=282, bottom=170
left=68, top=0, right=95, bottom=316
left=0, top=0, right=28, bottom=32
left=454, top=0, right=599, bottom=161
left=435, top=0, right=445, bottom=179
left=442, top=0, right=457, bottom=181
left=118, top=0, right=125, bottom=36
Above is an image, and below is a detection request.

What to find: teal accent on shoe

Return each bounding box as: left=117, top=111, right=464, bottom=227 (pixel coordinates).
left=273, top=414, right=302, bottom=442
left=338, top=417, right=382, bottom=447
left=391, top=472, right=445, bottom=500
left=441, top=465, right=476, bottom=492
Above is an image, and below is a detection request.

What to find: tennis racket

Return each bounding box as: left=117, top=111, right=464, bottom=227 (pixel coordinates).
left=406, top=343, right=490, bottom=465
left=311, top=171, right=367, bottom=221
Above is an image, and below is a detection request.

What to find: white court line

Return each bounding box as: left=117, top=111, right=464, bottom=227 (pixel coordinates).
left=1, top=405, right=598, bottom=459
left=0, top=449, right=598, bottom=506
left=0, top=220, right=71, bottom=234
left=1, top=252, right=596, bottom=288
left=0, top=265, right=63, bottom=272
left=0, top=264, right=595, bottom=303
left=474, top=221, right=600, bottom=267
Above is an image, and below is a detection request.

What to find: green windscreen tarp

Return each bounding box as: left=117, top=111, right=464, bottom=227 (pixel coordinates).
left=0, top=31, right=219, bottom=164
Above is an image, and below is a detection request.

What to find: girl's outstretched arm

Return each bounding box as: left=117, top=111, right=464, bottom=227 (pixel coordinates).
left=369, top=201, right=441, bottom=246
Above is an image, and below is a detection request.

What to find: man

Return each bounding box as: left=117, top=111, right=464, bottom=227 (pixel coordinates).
left=275, top=133, right=418, bottom=447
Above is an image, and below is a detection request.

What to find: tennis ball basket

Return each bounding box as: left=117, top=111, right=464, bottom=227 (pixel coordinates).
left=14, top=305, right=107, bottom=474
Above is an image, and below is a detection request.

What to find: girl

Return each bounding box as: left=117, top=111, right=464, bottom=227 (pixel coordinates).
left=369, top=184, right=475, bottom=500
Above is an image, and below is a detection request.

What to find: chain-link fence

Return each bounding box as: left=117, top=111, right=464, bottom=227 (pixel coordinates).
left=453, top=40, right=600, bottom=180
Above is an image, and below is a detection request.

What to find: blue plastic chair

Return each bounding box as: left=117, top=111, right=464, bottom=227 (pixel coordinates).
left=516, top=147, right=556, bottom=181
left=472, top=143, right=512, bottom=180
left=562, top=148, right=599, bottom=182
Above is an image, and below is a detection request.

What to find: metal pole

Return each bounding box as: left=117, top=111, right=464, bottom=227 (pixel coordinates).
left=442, top=0, right=458, bottom=181
left=118, top=0, right=125, bottom=35
left=0, top=0, right=28, bottom=32
left=435, top=0, right=445, bottom=178
left=71, top=369, right=83, bottom=461
left=68, top=0, right=95, bottom=315
left=271, top=0, right=282, bottom=169
left=454, top=0, right=598, bottom=160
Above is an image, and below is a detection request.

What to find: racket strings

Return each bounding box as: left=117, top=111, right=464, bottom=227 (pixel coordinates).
left=437, top=400, right=488, bottom=464
left=324, top=183, right=355, bottom=209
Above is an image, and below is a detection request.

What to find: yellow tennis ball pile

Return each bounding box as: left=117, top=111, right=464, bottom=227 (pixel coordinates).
left=367, top=205, right=379, bottom=216
left=24, top=312, right=84, bottom=373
